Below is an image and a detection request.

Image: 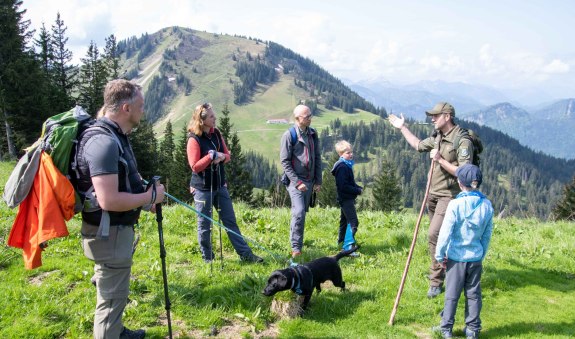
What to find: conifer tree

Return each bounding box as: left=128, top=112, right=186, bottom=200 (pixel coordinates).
left=103, top=34, right=120, bottom=79
left=552, top=176, right=575, bottom=221
left=78, top=41, right=107, bottom=116
left=371, top=158, right=402, bottom=212
left=50, top=12, right=76, bottom=110
left=158, top=120, right=175, bottom=192
left=1, top=0, right=55, bottom=155
left=317, top=151, right=339, bottom=208
left=169, top=126, right=193, bottom=203
left=130, top=118, right=157, bottom=181
left=218, top=104, right=253, bottom=203
left=227, top=130, right=254, bottom=203
left=34, top=23, right=52, bottom=73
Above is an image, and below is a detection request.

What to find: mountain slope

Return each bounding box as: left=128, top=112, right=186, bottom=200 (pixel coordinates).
left=118, top=27, right=382, bottom=161
left=460, top=100, right=575, bottom=159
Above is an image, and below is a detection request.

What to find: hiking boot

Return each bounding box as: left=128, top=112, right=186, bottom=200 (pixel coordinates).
left=464, top=327, right=480, bottom=339
left=240, top=253, right=264, bottom=263
left=427, top=286, right=443, bottom=298
left=119, top=327, right=145, bottom=339
left=431, top=326, right=452, bottom=338
left=349, top=251, right=360, bottom=257
left=203, top=251, right=216, bottom=263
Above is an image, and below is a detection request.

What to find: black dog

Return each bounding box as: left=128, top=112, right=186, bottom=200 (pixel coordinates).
left=262, top=245, right=359, bottom=310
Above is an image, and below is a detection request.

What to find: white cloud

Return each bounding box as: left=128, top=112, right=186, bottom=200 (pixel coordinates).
left=542, top=59, right=570, bottom=74
left=21, top=0, right=574, bottom=99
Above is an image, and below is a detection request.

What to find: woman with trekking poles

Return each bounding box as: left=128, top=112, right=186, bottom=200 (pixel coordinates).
left=186, top=102, right=264, bottom=264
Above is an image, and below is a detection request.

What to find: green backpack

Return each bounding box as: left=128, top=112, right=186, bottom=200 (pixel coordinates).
left=453, top=128, right=483, bottom=166
left=3, top=106, right=91, bottom=208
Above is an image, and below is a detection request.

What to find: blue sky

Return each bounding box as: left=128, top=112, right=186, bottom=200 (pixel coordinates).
left=23, top=0, right=574, bottom=100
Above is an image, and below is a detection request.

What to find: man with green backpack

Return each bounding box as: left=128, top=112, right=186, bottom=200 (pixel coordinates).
left=388, top=102, right=481, bottom=300
left=77, top=79, right=165, bottom=339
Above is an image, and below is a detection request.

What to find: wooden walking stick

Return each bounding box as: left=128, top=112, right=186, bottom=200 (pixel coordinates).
left=389, top=160, right=435, bottom=325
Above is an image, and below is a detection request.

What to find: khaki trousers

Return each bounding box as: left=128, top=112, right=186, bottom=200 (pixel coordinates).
left=82, top=222, right=134, bottom=339
left=426, top=195, right=452, bottom=287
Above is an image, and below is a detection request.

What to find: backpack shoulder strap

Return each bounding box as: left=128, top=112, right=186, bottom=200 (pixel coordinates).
left=86, top=123, right=125, bottom=155
left=289, top=126, right=297, bottom=145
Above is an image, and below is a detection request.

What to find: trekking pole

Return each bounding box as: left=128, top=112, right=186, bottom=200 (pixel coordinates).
left=148, top=176, right=173, bottom=338
left=209, top=166, right=214, bottom=274
left=216, top=166, right=223, bottom=270
left=389, top=160, right=435, bottom=326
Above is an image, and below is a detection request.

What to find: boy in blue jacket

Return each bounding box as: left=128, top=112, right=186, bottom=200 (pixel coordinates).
left=331, top=140, right=363, bottom=255
left=434, top=164, right=494, bottom=339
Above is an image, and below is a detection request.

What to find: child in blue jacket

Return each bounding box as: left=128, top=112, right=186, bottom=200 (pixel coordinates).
left=331, top=140, right=363, bottom=255
left=434, top=164, right=494, bottom=339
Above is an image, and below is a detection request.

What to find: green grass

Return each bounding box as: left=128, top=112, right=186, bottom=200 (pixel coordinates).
left=1, top=160, right=574, bottom=338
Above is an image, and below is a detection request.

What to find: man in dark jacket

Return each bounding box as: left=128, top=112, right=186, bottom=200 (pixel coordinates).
left=279, top=104, right=322, bottom=258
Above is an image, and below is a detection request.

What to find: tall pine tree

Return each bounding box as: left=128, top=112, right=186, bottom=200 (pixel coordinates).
left=78, top=41, right=107, bottom=116
left=0, top=0, right=55, bottom=155
left=169, top=126, right=193, bottom=202
left=371, top=158, right=402, bottom=212
left=217, top=104, right=253, bottom=204
left=158, top=120, right=175, bottom=192
left=317, top=151, right=339, bottom=208
left=50, top=12, right=76, bottom=111
left=130, top=118, right=157, bottom=181
left=103, top=34, right=120, bottom=79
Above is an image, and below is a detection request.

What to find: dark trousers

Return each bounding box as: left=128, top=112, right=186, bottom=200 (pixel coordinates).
left=441, top=260, right=483, bottom=333
left=337, top=199, right=359, bottom=243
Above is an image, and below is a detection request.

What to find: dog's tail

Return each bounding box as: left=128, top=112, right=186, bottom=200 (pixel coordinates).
left=335, top=245, right=360, bottom=261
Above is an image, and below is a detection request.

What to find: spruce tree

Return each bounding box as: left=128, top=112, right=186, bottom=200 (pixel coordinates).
left=552, top=176, right=575, bottom=221
left=169, top=126, right=193, bottom=203
left=317, top=151, right=339, bottom=208
left=78, top=41, right=107, bottom=116
left=371, top=158, right=402, bottom=212
left=103, top=34, right=120, bottom=79
left=34, top=23, right=52, bottom=73
left=158, top=121, right=175, bottom=192
left=50, top=12, right=76, bottom=110
left=130, top=118, right=157, bottom=181
left=227, top=130, right=254, bottom=203
left=217, top=104, right=253, bottom=204
left=0, top=0, right=55, bottom=154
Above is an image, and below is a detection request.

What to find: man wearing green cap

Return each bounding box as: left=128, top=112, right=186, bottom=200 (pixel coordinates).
left=388, top=102, right=475, bottom=299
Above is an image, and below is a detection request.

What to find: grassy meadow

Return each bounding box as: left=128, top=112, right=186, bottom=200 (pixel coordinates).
left=1, top=161, right=574, bottom=338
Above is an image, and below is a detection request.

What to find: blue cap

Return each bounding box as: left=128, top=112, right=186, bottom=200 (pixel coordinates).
left=455, top=163, right=482, bottom=188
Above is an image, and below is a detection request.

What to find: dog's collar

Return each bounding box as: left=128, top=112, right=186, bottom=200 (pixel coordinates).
left=289, top=265, right=313, bottom=295
left=289, top=266, right=303, bottom=294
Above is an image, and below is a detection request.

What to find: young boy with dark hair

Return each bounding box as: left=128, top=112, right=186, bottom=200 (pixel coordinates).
left=433, top=164, right=494, bottom=339
left=331, top=140, right=363, bottom=256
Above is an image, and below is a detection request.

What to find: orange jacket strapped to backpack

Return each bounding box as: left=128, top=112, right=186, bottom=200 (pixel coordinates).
left=7, top=152, right=76, bottom=269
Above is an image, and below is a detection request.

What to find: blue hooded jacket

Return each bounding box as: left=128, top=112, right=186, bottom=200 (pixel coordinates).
left=435, top=191, right=494, bottom=263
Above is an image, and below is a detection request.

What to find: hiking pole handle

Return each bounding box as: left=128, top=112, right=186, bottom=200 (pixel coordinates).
left=146, top=175, right=163, bottom=222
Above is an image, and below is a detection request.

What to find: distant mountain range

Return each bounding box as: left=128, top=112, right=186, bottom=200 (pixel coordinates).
left=347, top=78, right=573, bottom=159
left=459, top=99, right=575, bottom=159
